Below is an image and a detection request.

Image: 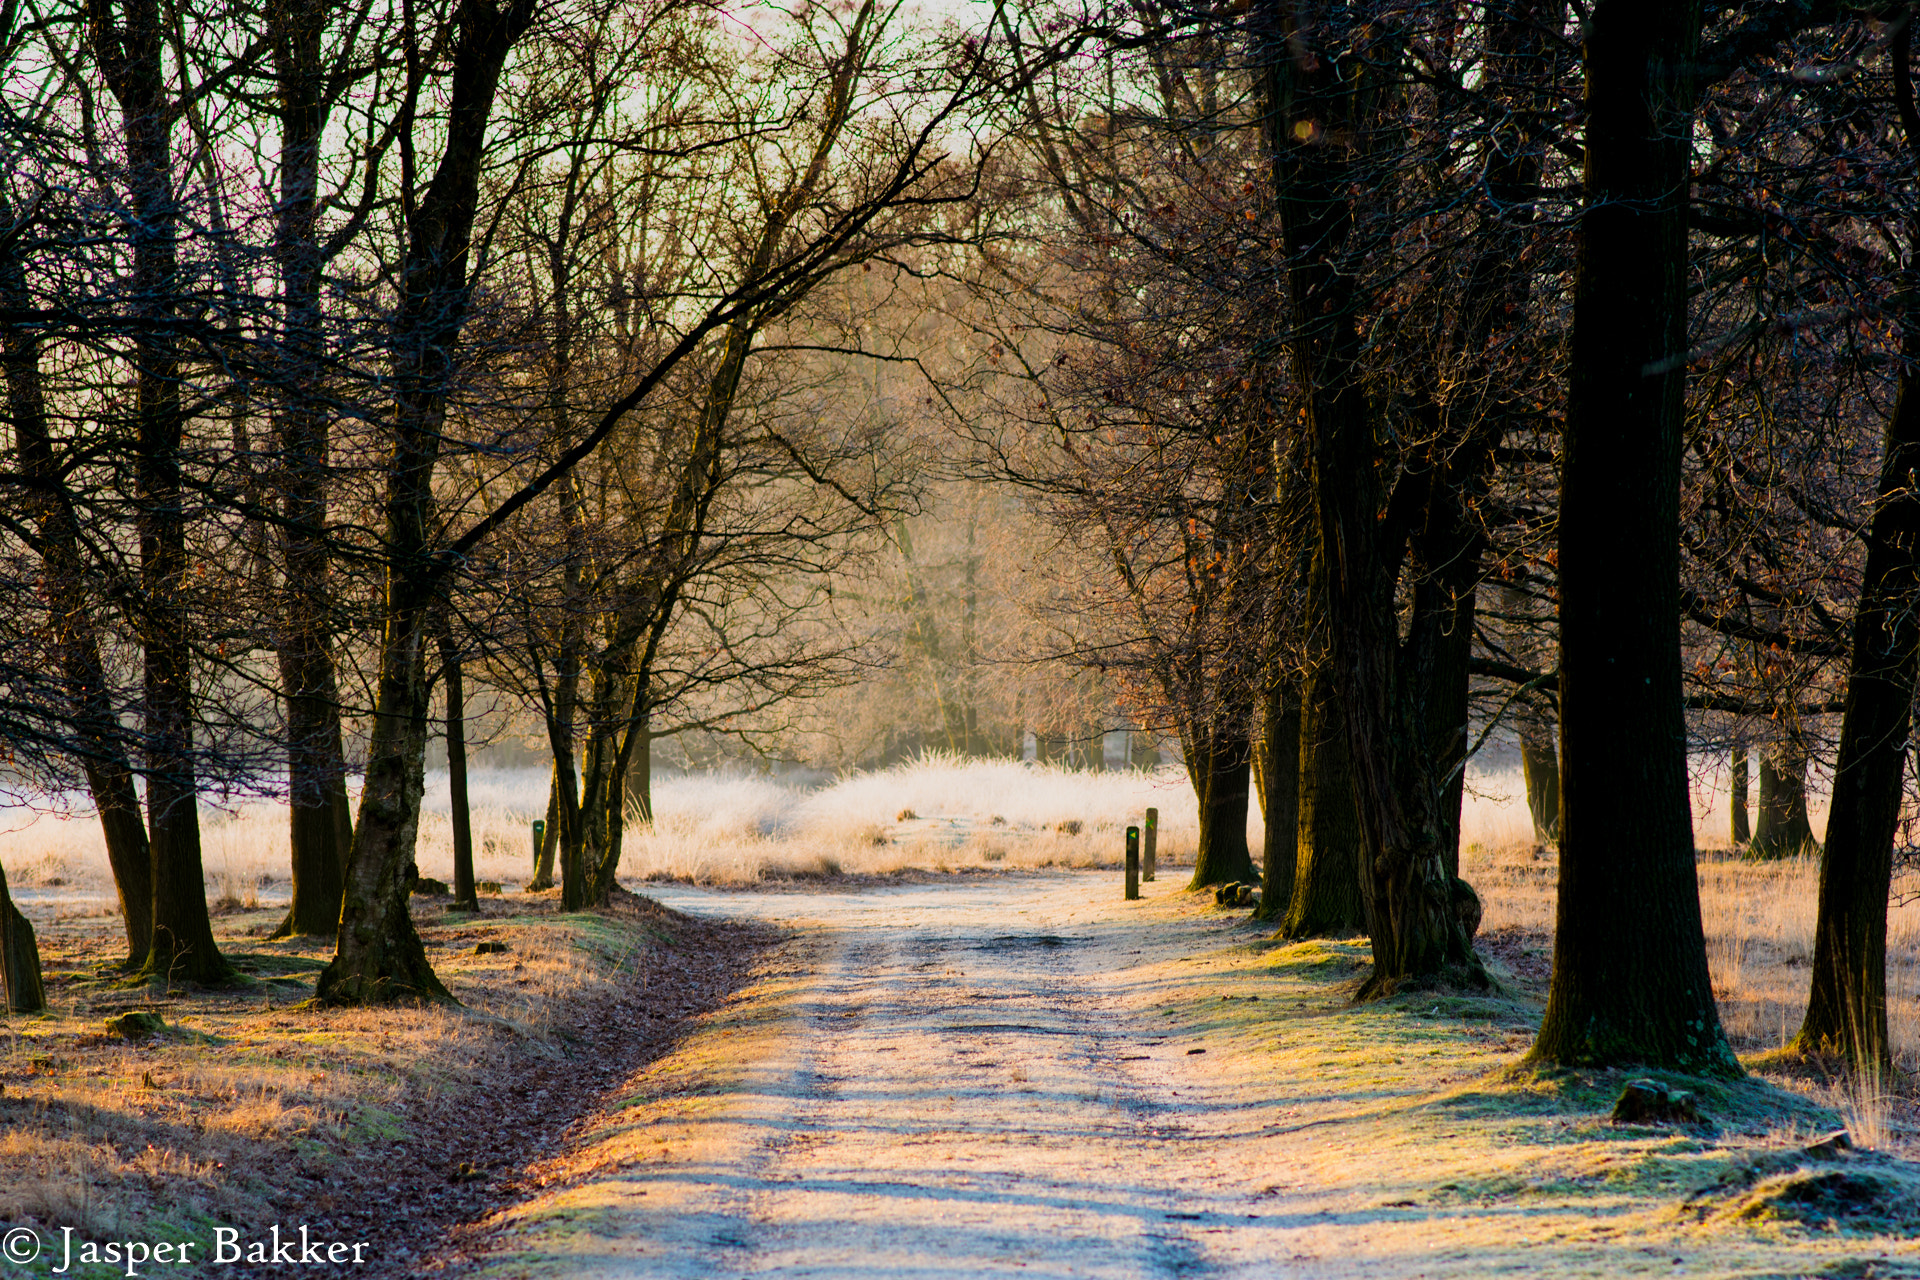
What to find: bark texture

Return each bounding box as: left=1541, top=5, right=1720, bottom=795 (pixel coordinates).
left=1751, top=735, right=1816, bottom=860
left=1527, top=0, right=1736, bottom=1073
left=1281, top=664, right=1367, bottom=938
left=1186, top=721, right=1258, bottom=889
left=1258, top=0, right=1479, bottom=992
left=1253, top=674, right=1302, bottom=921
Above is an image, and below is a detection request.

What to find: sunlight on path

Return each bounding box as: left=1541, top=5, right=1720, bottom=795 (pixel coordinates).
left=483, top=872, right=1915, bottom=1280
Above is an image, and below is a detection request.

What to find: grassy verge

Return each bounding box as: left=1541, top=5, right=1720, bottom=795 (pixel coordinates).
left=1135, top=886, right=1920, bottom=1276
left=0, top=890, right=770, bottom=1280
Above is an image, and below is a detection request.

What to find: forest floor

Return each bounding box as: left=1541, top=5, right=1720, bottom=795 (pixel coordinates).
left=424, top=869, right=1920, bottom=1280
left=0, top=887, right=776, bottom=1280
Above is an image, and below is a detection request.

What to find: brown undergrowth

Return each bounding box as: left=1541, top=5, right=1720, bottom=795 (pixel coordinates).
left=0, top=888, right=775, bottom=1279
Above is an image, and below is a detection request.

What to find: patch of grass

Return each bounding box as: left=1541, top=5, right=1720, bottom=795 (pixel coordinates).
left=0, top=891, right=707, bottom=1275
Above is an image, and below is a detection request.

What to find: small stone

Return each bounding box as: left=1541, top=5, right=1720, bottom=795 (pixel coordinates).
left=473, top=941, right=510, bottom=955
left=412, top=876, right=451, bottom=897
left=476, top=880, right=503, bottom=895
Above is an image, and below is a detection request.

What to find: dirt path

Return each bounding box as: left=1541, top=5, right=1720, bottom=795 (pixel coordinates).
left=468, top=872, right=1918, bottom=1280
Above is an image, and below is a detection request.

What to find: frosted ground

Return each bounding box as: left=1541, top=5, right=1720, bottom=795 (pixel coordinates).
left=0, top=749, right=1778, bottom=907
left=1, top=750, right=1913, bottom=1081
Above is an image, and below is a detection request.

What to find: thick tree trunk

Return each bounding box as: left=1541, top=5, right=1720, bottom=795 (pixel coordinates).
left=1252, top=674, right=1301, bottom=921
left=1187, top=718, right=1258, bottom=888
left=1258, top=0, right=1478, bottom=994
left=1282, top=663, right=1367, bottom=938
left=1, top=194, right=154, bottom=966
left=1794, top=47, right=1920, bottom=1068
left=88, top=0, right=228, bottom=984
left=316, top=613, right=449, bottom=1004
left=1730, top=743, right=1751, bottom=846
left=1526, top=0, right=1736, bottom=1073
left=1751, top=735, right=1816, bottom=860
left=0, top=860, right=45, bottom=1014
left=317, top=0, right=533, bottom=1005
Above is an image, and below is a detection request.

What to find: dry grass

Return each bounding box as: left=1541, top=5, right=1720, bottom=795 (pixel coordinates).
left=621, top=758, right=1206, bottom=883
left=1463, top=765, right=1920, bottom=1152
left=0, top=894, right=709, bottom=1265
left=0, top=757, right=1205, bottom=906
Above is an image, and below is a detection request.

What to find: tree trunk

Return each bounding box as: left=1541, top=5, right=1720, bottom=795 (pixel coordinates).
left=440, top=626, right=478, bottom=912
left=528, top=762, right=560, bottom=890
left=1282, top=663, right=1368, bottom=938
left=1526, top=0, right=1736, bottom=1073
left=1730, top=743, right=1751, bottom=846
left=585, top=693, right=649, bottom=906
left=270, top=0, right=350, bottom=940
left=1520, top=721, right=1560, bottom=846
left=87, top=0, right=228, bottom=984
left=1187, top=717, right=1258, bottom=888
left=1415, top=577, right=1475, bottom=881
left=1252, top=673, right=1301, bottom=921
left=1258, top=0, right=1478, bottom=995
left=1501, top=585, right=1560, bottom=846
left=316, top=617, right=449, bottom=1004
left=543, top=662, right=585, bottom=911
left=1, top=193, right=154, bottom=967
left=1751, top=734, right=1816, bottom=860
left=1794, top=36, right=1920, bottom=1070
left=317, top=0, right=533, bottom=1006
left=625, top=721, right=654, bottom=829
left=0, top=859, right=45, bottom=1014
left=1400, top=0, right=1556, bottom=892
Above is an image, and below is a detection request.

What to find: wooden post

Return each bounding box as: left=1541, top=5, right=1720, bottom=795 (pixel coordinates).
left=532, top=819, right=545, bottom=873
left=1125, top=825, right=1140, bottom=900
left=1143, top=807, right=1158, bottom=881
